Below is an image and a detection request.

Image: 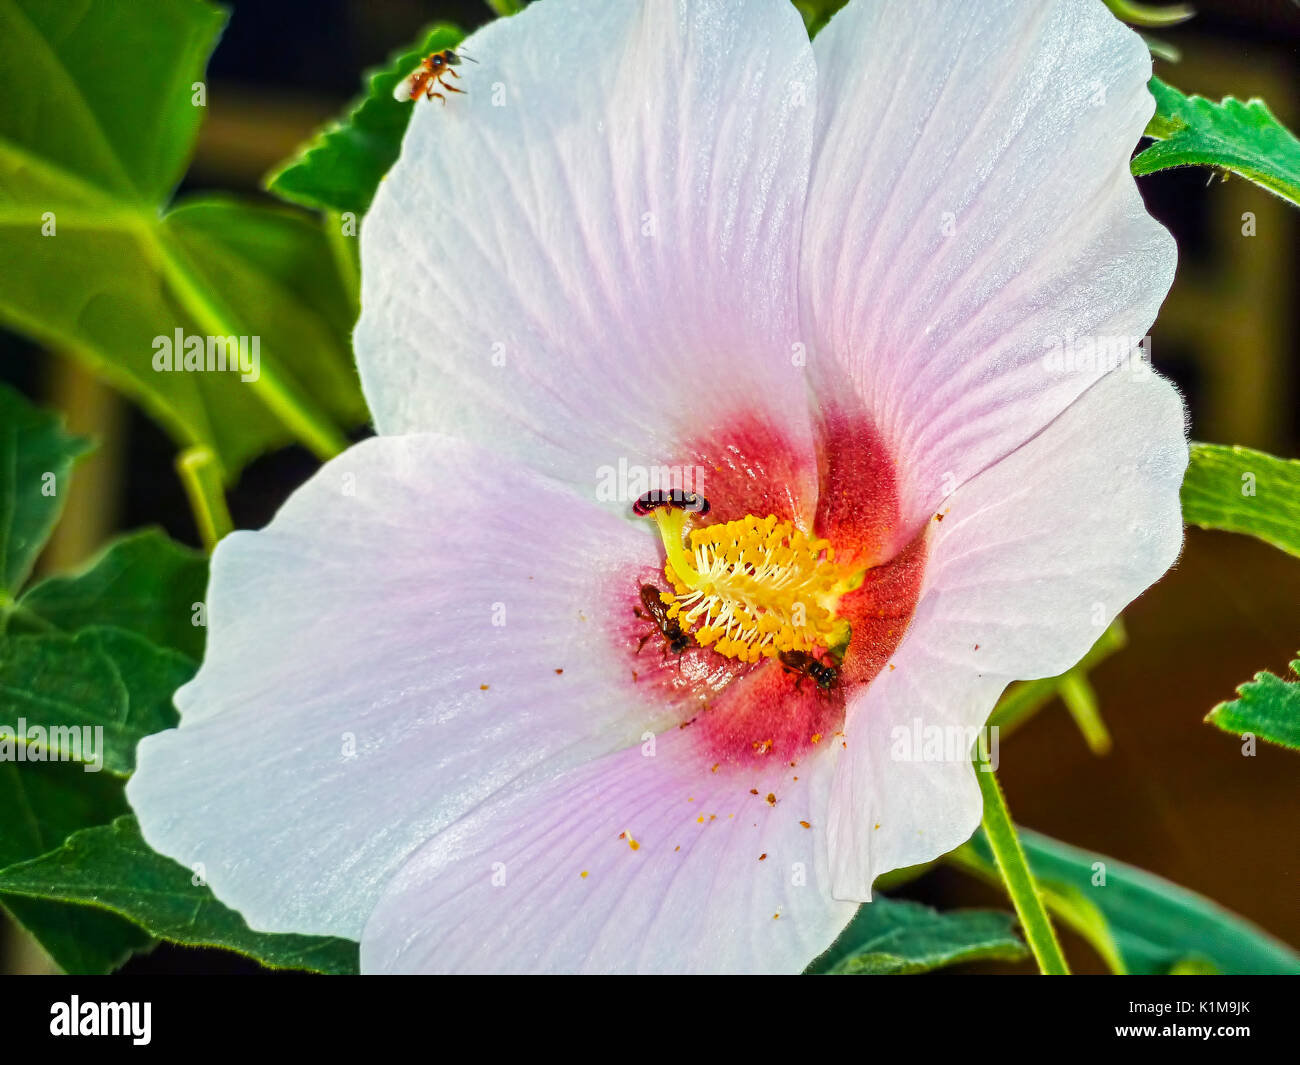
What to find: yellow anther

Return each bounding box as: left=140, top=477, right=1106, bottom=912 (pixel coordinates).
left=646, top=508, right=858, bottom=663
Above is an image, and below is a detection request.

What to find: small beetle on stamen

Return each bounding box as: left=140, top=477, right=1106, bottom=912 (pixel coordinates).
left=634, top=583, right=692, bottom=657
left=631, top=489, right=710, bottom=517
left=777, top=649, right=840, bottom=693
left=394, top=48, right=477, bottom=105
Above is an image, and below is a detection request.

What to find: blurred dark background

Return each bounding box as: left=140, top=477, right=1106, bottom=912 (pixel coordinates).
left=1, top=0, right=1297, bottom=973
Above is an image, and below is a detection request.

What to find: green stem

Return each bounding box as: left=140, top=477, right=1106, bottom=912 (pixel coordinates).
left=1059, top=672, right=1112, bottom=755
left=1101, top=0, right=1194, bottom=28
left=945, top=844, right=1126, bottom=974
left=323, top=212, right=360, bottom=315
left=176, top=446, right=233, bottom=553
left=974, top=760, right=1071, bottom=974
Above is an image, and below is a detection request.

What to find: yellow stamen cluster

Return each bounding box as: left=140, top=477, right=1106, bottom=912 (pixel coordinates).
left=648, top=508, right=855, bottom=663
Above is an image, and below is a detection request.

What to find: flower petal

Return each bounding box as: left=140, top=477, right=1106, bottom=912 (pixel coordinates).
left=802, top=0, right=1175, bottom=531
left=361, top=730, right=854, bottom=974
left=827, top=368, right=1187, bottom=898
left=356, top=0, right=819, bottom=494
left=128, top=434, right=675, bottom=939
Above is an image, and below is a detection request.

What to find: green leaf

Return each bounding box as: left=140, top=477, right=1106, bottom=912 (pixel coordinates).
left=0, top=0, right=218, bottom=205
left=1169, top=955, right=1220, bottom=975
left=2, top=893, right=152, bottom=974
left=807, top=898, right=1027, bottom=975
left=1180, top=443, right=1300, bottom=558
left=0, top=816, right=360, bottom=974
left=0, top=760, right=152, bottom=973
left=1206, top=657, right=1300, bottom=751
left=0, top=382, right=91, bottom=597
left=0, top=627, right=191, bottom=775
left=14, top=529, right=208, bottom=659
left=153, top=197, right=368, bottom=440
left=1133, top=78, right=1300, bottom=207
left=968, top=828, right=1300, bottom=975
left=0, top=0, right=361, bottom=476
left=265, top=23, right=464, bottom=217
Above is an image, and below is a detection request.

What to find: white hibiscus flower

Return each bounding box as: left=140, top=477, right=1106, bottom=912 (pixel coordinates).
left=128, top=0, right=1187, bottom=974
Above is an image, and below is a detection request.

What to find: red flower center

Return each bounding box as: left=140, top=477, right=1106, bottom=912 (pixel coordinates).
left=613, top=405, right=926, bottom=769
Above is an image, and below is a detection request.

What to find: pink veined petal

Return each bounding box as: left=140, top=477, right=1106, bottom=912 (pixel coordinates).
left=356, top=0, right=820, bottom=501
left=827, top=368, right=1187, bottom=899
left=128, top=434, right=675, bottom=940
left=360, top=729, right=855, bottom=974
left=801, top=0, right=1176, bottom=534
